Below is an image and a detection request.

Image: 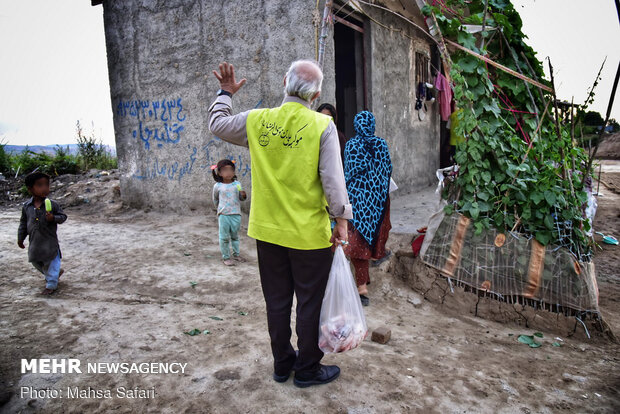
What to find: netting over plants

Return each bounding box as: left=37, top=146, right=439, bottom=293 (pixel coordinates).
left=421, top=211, right=599, bottom=315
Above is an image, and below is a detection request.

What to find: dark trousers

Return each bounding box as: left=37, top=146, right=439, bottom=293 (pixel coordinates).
left=256, top=240, right=332, bottom=376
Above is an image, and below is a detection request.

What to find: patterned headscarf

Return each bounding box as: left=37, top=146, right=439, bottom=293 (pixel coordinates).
left=344, top=111, right=392, bottom=247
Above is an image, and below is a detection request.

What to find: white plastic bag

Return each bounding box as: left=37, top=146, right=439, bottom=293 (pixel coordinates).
left=585, top=188, right=597, bottom=237
left=318, top=246, right=368, bottom=353
left=389, top=177, right=398, bottom=193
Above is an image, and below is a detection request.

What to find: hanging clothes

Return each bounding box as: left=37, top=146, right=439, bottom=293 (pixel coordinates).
left=434, top=72, right=453, bottom=122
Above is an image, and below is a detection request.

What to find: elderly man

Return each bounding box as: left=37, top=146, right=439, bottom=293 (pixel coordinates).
left=208, top=60, right=352, bottom=388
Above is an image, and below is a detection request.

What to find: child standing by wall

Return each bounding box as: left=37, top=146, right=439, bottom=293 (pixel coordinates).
left=17, top=172, right=68, bottom=295
left=212, top=159, right=247, bottom=266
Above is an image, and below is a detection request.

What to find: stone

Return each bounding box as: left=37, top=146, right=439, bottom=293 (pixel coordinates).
left=407, top=294, right=423, bottom=308
left=214, top=369, right=240, bottom=381
left=371, top=327, right=391, bottom=344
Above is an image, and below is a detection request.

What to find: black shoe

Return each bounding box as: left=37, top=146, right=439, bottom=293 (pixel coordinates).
left=359, top=294, right=370, bottom=306
left=293, top=365, right=340, bottom=388
left=371, top=250, right=392, bottom=267
left=273, top=350, right=299, bottom=383
left=273, top=372, right=290, bottom=383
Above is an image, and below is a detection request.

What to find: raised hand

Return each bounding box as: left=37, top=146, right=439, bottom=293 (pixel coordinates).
left=212, top=62, right=247, bottom=95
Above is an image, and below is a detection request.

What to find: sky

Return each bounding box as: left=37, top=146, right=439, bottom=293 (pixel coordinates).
left=511, top=0, right=619, bottom=119
left=0, top=0, right=618, bottom=148
left=0, top=0, right=114, bottom=146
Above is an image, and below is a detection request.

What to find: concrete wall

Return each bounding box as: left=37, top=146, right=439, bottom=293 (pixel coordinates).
left=366, top=7, right=440, bottom=192
left=100, top=0, right=438, bottom=213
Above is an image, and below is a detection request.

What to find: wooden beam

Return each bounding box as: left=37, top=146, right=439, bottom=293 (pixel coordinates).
left=334, top=15, right=364, bottom=33
left=445, top=39, right=553, bottom=93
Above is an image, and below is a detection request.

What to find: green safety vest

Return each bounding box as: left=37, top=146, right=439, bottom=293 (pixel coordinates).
left=246, top=101, right=332, bottom=250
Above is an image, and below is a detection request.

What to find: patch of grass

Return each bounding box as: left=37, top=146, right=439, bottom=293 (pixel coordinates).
left=5, top=122, right=117, bottom=178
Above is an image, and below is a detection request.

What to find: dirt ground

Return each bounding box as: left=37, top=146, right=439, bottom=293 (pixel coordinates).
left=593, top=169, right=620, bottom=336
left=0, top=168, right=618, bottom=413
left=596, top=133, right=620, bottom=160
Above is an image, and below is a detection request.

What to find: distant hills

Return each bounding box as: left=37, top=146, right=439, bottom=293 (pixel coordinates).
left=3, top=144, right=116, bottom=156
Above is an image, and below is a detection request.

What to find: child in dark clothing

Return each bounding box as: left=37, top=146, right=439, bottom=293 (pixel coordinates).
left=17, top=172, right=67, bottom=295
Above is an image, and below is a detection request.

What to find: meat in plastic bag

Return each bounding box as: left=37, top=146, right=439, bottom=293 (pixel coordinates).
left=318, top=246, right=368, bottom=353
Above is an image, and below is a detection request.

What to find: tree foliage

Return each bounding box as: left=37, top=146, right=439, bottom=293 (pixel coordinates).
left=423, top=0, right=593, bottom=259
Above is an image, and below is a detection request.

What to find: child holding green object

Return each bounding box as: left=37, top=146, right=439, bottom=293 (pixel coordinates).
left=212, top=159, right=247, bottom=266
left=17, top=172, right=67, bottom=295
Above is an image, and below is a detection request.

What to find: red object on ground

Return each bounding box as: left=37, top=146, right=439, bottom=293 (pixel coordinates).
left=411, top=227, right=427, bottom=257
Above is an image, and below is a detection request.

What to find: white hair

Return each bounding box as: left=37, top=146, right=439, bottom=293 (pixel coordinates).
left=284, top=60, right=323, bottom=102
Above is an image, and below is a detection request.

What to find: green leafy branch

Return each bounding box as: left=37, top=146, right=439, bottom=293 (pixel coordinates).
left=431, top=0, right=593, bottom=259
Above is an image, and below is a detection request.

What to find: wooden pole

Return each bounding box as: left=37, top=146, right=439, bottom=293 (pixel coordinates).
left=445, top=39, right=552, bottom=92
left=479, top=0, right=489, bottom=51
left=317, top=0, right=333, bottom=70
left=548, top=59, right=575, bottom=198
left=586, top=59, right=620, bottom=174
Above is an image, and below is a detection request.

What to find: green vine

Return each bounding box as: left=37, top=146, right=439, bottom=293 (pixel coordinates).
left=423, top=0, right=593, bottom=260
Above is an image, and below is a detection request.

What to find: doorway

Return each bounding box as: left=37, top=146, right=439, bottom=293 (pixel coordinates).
left=333, top=12, right=367, bottom=139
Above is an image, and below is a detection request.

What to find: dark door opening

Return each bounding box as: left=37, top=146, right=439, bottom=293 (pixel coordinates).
left=334, top=15, right=366, bottom=140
